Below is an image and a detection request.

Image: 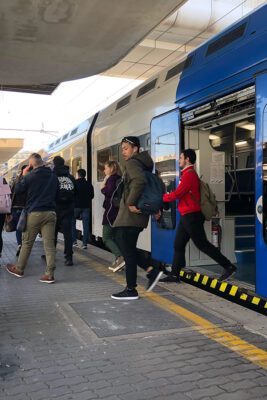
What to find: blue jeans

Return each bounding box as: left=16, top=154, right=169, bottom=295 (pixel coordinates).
left=72, top=208, right=90, bottom=246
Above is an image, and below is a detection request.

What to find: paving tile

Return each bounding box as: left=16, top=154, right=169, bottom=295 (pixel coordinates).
left=1, top=233, right=267, bottom=400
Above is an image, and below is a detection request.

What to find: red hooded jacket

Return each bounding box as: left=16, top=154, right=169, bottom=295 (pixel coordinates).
left=163, top=165, right=201, bottom=216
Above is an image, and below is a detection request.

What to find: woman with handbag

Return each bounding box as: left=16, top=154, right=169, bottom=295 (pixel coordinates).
left=101, top=160, right=125, bottom=272
left=10, top=165, right=27, bottom=256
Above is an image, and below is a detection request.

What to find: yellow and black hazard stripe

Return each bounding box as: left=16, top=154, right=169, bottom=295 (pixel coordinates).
left=179, top=269, right=267, bottom=316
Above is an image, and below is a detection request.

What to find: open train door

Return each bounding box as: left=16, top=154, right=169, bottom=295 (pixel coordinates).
left=255, top=73, right=267, bottom=297
left=150, top=109, right=180, bottom=264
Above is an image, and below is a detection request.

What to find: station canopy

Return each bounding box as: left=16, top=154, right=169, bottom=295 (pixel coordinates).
left=0, top=139, right=23, bottom=163
left=0, top=0, right=186, bottom=94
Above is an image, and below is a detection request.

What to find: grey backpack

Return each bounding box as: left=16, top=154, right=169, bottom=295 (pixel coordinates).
left=189, top=171, right=218, bottom=221
left=198, top=179, right=217, bottom=221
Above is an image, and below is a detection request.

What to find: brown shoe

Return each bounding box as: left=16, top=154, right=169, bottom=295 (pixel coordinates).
left=6, top=264, right=24, bottom=278
left=39, top=275, right=55, bottom=284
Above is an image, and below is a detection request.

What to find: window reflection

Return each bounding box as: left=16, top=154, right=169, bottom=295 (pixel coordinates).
left=155, top=132, right=177, bottom=229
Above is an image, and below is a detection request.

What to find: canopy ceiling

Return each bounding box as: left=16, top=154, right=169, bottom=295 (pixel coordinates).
left=0, top=0, right=187, bottom=93
left=0, top=139, right=24, bottom=163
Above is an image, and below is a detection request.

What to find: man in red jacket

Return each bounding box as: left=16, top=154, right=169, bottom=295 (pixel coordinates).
left=160, top=149, right=236, bottom=283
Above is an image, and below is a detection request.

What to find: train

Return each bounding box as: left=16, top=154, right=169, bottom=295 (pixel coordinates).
left=6, top=3, right=267, bottom=298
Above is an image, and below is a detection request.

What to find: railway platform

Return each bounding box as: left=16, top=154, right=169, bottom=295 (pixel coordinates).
left=1, top=232, right=267, bottom=400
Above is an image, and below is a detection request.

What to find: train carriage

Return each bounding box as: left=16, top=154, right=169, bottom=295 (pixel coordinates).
left=90, top=3, right=267, bottom=297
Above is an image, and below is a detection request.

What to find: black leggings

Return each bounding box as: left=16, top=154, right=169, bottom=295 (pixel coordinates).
left=172, top=212, right=232, bottom=275
left=0, top=214, right=5, bottom=254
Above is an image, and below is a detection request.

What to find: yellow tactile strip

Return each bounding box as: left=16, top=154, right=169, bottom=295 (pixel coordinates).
left=75, top=251, right=267, bottom=371
left=179, top=270, right=267, bottom=316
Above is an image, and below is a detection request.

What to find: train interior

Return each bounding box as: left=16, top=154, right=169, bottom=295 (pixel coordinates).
left=181, top=86, right=256, bottom=285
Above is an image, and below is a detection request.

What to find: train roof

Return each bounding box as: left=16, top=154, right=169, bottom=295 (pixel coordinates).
left=95, top=56, right=190, bottom=124
left=95, top=4, right=267, bottom=123
left=177, top=3, right=267, bottom=109
left=46, top=3, right=267, bottom=142
left=45, top=117, right=93, bottom=153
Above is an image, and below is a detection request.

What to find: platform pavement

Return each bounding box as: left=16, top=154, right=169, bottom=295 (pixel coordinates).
left=0, top=232, right=267, bottom=400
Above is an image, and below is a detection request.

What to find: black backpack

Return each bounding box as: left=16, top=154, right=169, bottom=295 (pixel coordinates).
left=57, top=175, right=75, bottom=203
left=137, top=170, right=164, bottom=215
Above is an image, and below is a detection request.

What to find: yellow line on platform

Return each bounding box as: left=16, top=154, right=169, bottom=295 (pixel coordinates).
left=145, top=291, right=267, bottom=370
left=76, top=252, right=267, bottom=370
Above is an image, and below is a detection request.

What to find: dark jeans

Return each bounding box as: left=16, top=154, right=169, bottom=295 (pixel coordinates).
left=115, top=227, right=150, bottom=289
left=72, top=208, right=90, bottom=246
left=12, top=208, right=23, bottom=246
left=0, top=214, right=5, bottom=254
left=172, top=211, right=232, bottom=276
left=55, top=212, right=73, bottom=260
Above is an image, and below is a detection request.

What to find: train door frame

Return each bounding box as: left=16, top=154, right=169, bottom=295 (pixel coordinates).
left=255, top=73, right=267, bottom=297
left=150, top=108, right=181, bottom=264
left=86, top=113, right=99, bottom=244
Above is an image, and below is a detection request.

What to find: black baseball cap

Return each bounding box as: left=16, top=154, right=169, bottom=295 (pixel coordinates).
left=121, top=136, right=140, bottom=148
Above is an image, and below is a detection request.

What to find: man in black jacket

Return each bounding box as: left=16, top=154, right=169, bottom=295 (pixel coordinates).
left=6, top=153, right=59, bottom=283
left=53, top=156, right=76, bottom=265
left=72, top=169, right=94, bottom=249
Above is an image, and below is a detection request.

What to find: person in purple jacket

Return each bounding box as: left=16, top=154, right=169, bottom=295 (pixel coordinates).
left=101, top=161, right=125, bottom=272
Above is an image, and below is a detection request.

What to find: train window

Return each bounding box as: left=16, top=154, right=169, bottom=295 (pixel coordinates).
left=155, top=132, right=177, bottom=230
left=116, top=95, right=131, bottom=111
left=206, top=23, right=246, bottom=57
left=139, top=133, right=151, bottom=152
left=165, top=56, right=193, bottom=81
left=62, top=133, right=69, bottom=140
left=72, top=157, right=82, bottom=177
left=137, top=79, right=157, bottom=98
left=70, top=128, right=78, bottom=136
left=77, top=119, right=90, bottom=134
left=55, top=138, right=61, bottom=145
left=97, top=145, right=119, bottom=181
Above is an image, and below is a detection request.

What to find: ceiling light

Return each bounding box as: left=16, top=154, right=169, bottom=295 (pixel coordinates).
left=235, top=140, right=248, bottom=146
left=209, top=134, right=219, bottom=140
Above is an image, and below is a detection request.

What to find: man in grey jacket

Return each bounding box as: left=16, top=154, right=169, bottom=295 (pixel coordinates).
left=111, top=136, right=163, bottom=300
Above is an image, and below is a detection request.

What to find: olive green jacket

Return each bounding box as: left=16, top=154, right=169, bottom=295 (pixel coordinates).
left=113, top=151, right=153, bottom=228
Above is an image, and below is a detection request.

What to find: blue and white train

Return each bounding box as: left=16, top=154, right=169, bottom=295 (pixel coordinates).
left=36, top=3, right=267, bottom=298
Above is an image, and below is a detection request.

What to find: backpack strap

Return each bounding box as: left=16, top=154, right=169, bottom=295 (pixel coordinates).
left=184, top=169, right=201, bottom=205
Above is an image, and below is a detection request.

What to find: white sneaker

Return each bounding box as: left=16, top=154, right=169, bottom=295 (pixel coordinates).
left=109, top=256, right=125, bottom=272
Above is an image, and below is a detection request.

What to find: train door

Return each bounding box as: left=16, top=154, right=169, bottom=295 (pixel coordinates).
left=255, top=73, right=267, bottom=297
left=151, top=109, right=180, bottom=264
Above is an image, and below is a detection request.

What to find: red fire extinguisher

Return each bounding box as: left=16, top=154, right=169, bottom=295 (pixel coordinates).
left=211, top=218, right=222, bottom=249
